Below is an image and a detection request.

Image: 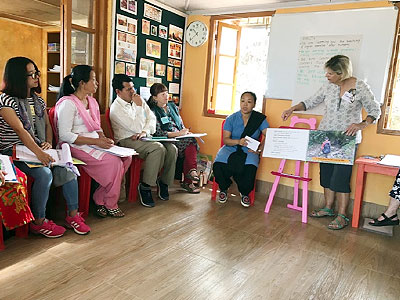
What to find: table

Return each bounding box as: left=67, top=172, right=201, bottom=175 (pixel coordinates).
left=352, top=157, right=399, bottom=228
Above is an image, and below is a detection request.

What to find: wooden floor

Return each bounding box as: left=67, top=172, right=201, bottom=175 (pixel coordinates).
left=1, top=183, right=400, bottom=300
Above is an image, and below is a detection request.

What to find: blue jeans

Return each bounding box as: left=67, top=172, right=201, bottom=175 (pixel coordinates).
left=13, top=162, right=79, bottom=218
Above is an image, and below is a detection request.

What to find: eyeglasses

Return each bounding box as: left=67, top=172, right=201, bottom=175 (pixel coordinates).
left=26, top=71, right=41, bottom=79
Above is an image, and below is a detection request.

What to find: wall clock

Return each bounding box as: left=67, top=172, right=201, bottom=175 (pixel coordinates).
left=186, top=21, right=208, bottom=47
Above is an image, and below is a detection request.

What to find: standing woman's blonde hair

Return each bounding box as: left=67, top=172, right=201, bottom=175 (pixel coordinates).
left=325, top=55, right=353, bottom=81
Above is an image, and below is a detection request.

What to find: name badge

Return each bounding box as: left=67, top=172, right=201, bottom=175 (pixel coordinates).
left=341, top=91, right=355, bottom=104
left=161, top=116, right=169, bottom=124
left=30, top=105, right=35, bottom=116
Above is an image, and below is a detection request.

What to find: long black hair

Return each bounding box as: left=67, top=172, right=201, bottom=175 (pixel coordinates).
left=1, top=56, right=41, bottom=99
left=57, top=65, right=93, bottom=100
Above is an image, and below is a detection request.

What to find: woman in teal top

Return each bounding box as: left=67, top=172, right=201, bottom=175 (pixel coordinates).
left=148, top=83, right=200, bottom=194
left=213, top=91, right=269, bottom=207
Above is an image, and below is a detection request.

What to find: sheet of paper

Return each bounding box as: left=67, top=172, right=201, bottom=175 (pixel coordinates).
left=378, top=154, right=400, bottom=167
left=139, top=86, right=151, bottom=101
left=168, top=83, right=180, bottom=94
left=176, top=133, right=207, bottom=139
left=0, top=155, right=17, bottom=182
left=262, top=128, right=309, bottom=161
left=141, top=137, right=178, bottom=142
left=16, top=145, right=62, bottom=165
left=244, top=136, right=260, bottom=152
left=90, top=145, right=138, bottom=157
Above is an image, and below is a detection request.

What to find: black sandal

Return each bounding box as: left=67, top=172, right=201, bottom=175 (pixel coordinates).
left=369, top=213, right=399, bottom=227
left=96, top=205, right=108, bottom=218
left=106, top=207, right=125, bottom=218
left=186, top=169, right=200, bottom=183
left=180, top=182, right=200, bottom=194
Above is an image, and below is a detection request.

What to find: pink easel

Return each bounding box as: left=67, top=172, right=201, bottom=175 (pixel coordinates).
left=264, top=116, right=316, bottom=223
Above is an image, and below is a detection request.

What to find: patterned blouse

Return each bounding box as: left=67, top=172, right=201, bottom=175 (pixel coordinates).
left=153, top=106, right=198, bottom=157
left=302, top=79, right=381, bottom=144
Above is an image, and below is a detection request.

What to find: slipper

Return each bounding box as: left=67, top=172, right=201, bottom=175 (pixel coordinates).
left=96, top=205, right=107, bottom=218
left=106, top=207, right=125, bottom=218
left=369, top=213, right=399, bottom=227
left=180, top=182, right=200, bottom=194
left=328, top=214, right=349, bottom=230
left=310, top=207, right=335, bottom=218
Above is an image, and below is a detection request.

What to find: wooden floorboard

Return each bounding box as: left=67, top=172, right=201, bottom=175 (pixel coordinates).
left=1, top=182, right=399, bottom=300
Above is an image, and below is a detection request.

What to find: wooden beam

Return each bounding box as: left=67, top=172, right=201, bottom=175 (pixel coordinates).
left=0, top=12, right=53, bottom=27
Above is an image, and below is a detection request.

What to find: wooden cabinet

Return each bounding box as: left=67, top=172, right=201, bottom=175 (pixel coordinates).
left=42, top=29, right=61, bottom=108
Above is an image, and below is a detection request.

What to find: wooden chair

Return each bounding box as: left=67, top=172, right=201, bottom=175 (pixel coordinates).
left=105, top=108, right=142, bottom=202
left=211, top=120, right=257, bottom=206
left=264, top=116, right=316, bottom=223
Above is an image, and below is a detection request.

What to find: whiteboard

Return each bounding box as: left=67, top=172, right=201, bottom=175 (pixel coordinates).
left=265, top=7, right=397, bottom=112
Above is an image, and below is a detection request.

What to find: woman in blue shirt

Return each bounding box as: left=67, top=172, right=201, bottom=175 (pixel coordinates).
left=213, top=92, right=269, bottom=207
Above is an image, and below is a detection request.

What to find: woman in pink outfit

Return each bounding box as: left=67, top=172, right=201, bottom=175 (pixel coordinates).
left=55, top=65, right=131, bottom=218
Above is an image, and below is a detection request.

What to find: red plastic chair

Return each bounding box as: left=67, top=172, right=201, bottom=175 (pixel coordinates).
left=105, top=108, right=142, bottom=202
left=264, top=116, right=316, bottom=224
left=211, top=120, right=258, bottom=206
left=48, top=107, right=92, bottom=218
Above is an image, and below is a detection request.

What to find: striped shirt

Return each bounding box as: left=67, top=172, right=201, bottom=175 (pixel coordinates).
left=0, top=93, right=46, bottom=152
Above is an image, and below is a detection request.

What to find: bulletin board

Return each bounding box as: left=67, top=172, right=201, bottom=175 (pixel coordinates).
left=111, top=0, right=187, bottom=105
left=265, top=6, right=397, bottom=114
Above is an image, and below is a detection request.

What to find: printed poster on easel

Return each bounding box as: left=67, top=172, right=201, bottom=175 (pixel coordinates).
left=263, top=129, right=356, bottom=165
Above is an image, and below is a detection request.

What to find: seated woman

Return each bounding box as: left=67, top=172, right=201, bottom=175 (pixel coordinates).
left=55, top=65, right=131, bottom=218
left=369, top=169, right=400, bottom=227
left=148, top=83, right=200, bottom=194
left=0, top=164, right=34, bottom=231
left=213, top=91, right=269, bottom=207
left=0, top=56, right=90, bottom=237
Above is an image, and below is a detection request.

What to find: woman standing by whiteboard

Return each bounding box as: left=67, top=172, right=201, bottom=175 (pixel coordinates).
left=282, top=55, right=381, bottom=230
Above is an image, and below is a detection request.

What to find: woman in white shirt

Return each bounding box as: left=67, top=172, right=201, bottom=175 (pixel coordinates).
left=55, top=65, right=131, bottom=218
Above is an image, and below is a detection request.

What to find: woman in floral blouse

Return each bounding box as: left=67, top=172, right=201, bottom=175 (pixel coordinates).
left=282, top=55, right=381, bottom=230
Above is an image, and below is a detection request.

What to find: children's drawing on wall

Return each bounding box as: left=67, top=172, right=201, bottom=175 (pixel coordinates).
left=144, top=3, right=162, bottom=23
left=142, top=19, right=150, bottom=35
left=168, top=24, right=183, bottom=43
left=159, top=25, right=167, bottom=39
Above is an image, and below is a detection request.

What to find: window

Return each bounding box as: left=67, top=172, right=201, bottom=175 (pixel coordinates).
left=204, top=13, right=273, bottom=117
left=379, top=6, right=400, bottom=134
left=61, top=0, right=108, bottom=111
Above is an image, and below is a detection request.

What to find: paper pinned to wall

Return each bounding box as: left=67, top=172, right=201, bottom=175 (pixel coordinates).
left=169, top=83, right=180, bottom=94
left=265, top=7, right=397, bottom=109
left=293, top=35, right=362, bottom=115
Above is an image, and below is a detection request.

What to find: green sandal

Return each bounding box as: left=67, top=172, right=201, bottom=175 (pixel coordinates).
left=328, top=214, right=349, bottom=230
left=310, top=207, right=335, bottom=218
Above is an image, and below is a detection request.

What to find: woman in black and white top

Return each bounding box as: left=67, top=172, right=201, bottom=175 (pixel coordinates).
left=0, top=57, right=90, bottom=237
left=282, top=55, right=381, bottom=230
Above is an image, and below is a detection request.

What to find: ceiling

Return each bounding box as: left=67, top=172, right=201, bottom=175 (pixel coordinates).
left=0, top=0, right=379, bottom=27
left=156, top=0, right=374, bottom=15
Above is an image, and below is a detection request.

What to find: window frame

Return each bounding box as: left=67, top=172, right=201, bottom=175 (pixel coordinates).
left=61, top=0, right=108, bottom=112
left=211, top=21, right=241, bottom=115
left=378, top=4, right=400, bottom=135
left=203, top=11, right=275, bottom=119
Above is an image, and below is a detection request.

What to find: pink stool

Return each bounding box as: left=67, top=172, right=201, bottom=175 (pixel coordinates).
left=264, top=116, right=316, bottom=223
